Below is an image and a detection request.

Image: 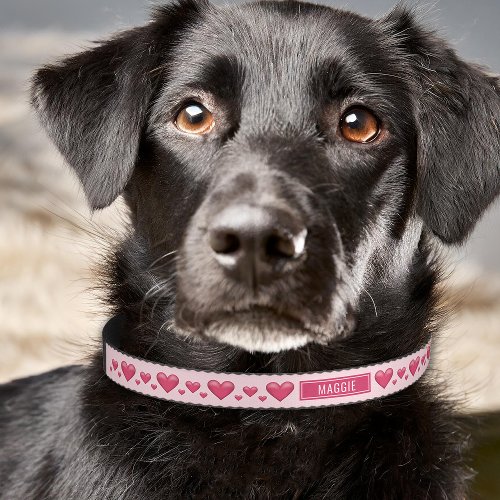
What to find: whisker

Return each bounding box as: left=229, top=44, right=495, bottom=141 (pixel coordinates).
left=148, top=250, right=178, bottom=271
left=360, top=285, right=378, bottom=317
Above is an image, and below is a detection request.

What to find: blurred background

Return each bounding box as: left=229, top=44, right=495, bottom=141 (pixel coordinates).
left=0, top=0, right=499, bottom=497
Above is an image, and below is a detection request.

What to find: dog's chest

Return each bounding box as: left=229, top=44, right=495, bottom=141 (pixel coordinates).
left=152, top=417, right=343, bottom=498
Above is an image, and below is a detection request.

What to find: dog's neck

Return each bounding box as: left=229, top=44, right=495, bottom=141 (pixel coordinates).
left=103, top=236, right=438, bottom=374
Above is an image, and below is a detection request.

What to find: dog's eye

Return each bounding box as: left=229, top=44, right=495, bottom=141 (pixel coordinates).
left=339, top=108, right=379, bottom=143
left=175, top=103, right=214, bottom=135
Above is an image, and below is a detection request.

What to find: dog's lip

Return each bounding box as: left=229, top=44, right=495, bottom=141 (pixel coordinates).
left=174, top=304, right=327, bottom=352
left=194, top=306, right=320, bottom=352
left=192, top=305, right=326, bottom=340
left=209, top=305, right=307, bottom=327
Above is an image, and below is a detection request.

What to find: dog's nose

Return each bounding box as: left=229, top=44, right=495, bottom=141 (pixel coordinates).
left=208, top=205, right=307, bottom=287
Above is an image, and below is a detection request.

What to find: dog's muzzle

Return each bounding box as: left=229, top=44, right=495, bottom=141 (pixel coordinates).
left=174, top=168, right=339, bottom=352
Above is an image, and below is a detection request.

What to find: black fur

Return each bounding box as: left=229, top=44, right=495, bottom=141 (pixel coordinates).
left=2, top=1, right=500, bottom=498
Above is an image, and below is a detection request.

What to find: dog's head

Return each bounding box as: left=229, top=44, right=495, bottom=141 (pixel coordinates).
left=32, top=0, right=500, bottom=353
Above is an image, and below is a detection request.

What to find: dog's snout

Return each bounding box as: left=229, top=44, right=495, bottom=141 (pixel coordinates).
left=208, top=204, right=307, bottom=287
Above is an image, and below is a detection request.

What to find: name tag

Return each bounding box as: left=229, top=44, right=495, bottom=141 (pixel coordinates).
left=300, top=373, right=371, bottom=400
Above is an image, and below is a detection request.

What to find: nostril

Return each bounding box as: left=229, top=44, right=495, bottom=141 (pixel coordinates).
left=265, top=228, right=307, bottom=260
left=209, top=230, right=240, bottom=254
left=266, top=234, right=295, bottom=259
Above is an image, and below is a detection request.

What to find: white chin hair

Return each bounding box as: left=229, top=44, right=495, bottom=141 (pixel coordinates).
left=203, top=322, right=312, bottom=353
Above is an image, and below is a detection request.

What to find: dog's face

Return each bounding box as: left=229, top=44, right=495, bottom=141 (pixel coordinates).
left=33, top=0, right=500, bottom=353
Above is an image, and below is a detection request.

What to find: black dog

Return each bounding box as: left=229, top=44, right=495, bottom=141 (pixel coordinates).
left=1, top=0, right=499, bottom=498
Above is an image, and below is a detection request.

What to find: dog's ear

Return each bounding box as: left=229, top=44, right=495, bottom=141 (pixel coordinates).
left=382, top=7, right=500, bottom=244
left=31, top=0, right=206, bottom=209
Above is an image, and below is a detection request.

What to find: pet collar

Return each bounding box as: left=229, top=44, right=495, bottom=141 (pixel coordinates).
left=103, top=315, right=431, bottom=410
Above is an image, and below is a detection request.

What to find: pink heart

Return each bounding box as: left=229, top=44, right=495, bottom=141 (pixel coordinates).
left=243, top=386, right=258, bottom=397
left=409, top=357, right=420, bottom=376
left=405, top=375, right=408, bottom=380
left=186, top=381, right=200, bottom=393
left=259, top=396, right=267, bottom=401
left=208, top=380, right=235, bottom=400
left=397, top=367, right=406, bottom=379
left=235, top=395, right=243, bottom=401
left=140, top=372, right=151, bottom=384
left=121, top=361, right=136, bottom=382
left=118, top=372, right=122, bottom=377
left=112, top=359, right=118, bottom=370
left=421, top=357, right=426, bottom=366
left=266, top=381, right=294, bottom=401
left=200, top=392, right=208, bottom=398
left=427, top=346, right=431, bottom=360
left=151, top=384, right=157, bottom=390
left=109, top=365, right=113, bottom=372
left=178, top=389, right=186, bottom=395
left=375, top=368, right=393, bottom=389
left=156, top=373, right=179, bottom=393
left=135, top=379, right=140, bottom=385
left=392, top=379, right=397, bottom=385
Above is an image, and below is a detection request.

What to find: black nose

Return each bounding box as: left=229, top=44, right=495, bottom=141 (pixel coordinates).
left=208, top=205, right=307, bottom=287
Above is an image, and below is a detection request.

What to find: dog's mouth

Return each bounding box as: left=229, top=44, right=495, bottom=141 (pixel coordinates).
left=176, top=305, right=324, bottom=353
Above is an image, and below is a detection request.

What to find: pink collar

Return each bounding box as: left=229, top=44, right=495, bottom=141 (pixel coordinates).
left=103, top=316, right=431, bottom=410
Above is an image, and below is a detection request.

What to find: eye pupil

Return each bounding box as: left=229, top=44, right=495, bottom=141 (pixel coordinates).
left=184, top=105, right=205, bottom=124
left=345, top=112, right=362, bottom=128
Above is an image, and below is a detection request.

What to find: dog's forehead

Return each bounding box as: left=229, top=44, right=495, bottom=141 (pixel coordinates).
left=166, top=2, right=396, bottom=97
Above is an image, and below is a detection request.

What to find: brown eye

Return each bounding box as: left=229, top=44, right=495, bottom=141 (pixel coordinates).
left=175, top=103, right=214, bottom=135
left=339, top=107, right=380, bottom=143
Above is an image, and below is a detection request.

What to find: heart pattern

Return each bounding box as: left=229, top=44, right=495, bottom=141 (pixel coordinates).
left=266, top=382, right=294, bottom=401
left=375, top=368, right=393, bottom=388
left=243, top=386, right=258, bottom=397
left=157, top=373, right=179, bottom=393
left=208, top=380, right=235, bottom=400
left=121, top=361, right=136, bottom=382
left=107, top=341, right=430, bottom=407
left=186, top=381, right=200, bottom=393
left=409, top=357, right=420, bottom=376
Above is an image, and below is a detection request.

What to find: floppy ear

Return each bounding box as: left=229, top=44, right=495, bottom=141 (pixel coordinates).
left=31, top=0, right=206, bottom=209
left=383, top=8, right=500, bottom=244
